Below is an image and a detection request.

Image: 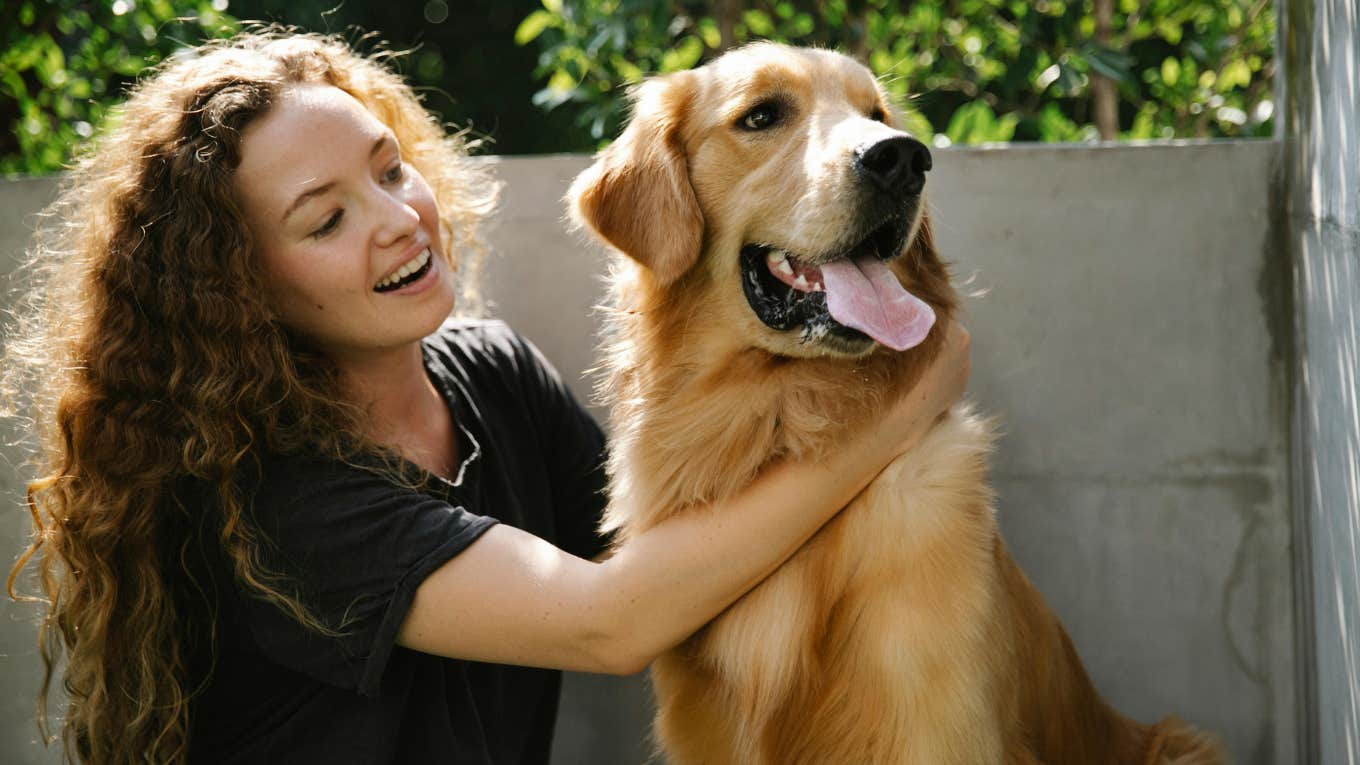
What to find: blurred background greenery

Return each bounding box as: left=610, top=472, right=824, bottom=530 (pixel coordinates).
left=2, top=0, right=1275, bottom=176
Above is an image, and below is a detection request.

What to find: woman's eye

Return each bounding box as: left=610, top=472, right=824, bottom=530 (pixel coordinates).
left=311, top=210, right=343, bottom=239
left=739, top=103, right=782, bottom=131
left=382, top=162, right=404, bottom=183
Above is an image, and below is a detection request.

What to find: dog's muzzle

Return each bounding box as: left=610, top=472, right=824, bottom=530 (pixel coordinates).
left=739, top=138, right=936, bottom=352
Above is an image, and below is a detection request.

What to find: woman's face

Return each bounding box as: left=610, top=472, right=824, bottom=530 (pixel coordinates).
left=235, top=83, right=455, bottom=362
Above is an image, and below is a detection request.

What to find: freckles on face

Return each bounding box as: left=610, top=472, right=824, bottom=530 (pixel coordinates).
left=233, top=83, right=456, bottom=358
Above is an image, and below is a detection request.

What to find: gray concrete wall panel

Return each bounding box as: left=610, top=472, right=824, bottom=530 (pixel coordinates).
left=0, top=176, right=61, bottom=765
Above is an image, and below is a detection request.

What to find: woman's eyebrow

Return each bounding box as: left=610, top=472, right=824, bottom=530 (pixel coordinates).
left=281, top=180, right=335, bottom=224
left=280, top=134, right=397, bottom=223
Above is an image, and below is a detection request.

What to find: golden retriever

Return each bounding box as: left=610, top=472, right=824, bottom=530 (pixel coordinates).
left=569, top=42, right=1225, bottom=765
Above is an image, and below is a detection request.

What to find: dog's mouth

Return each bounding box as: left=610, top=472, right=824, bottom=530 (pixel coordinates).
left=739, top=213, right=935, bottom=351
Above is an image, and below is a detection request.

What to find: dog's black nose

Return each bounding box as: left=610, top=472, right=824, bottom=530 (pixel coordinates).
left=855, top=136, right=932, bottom=196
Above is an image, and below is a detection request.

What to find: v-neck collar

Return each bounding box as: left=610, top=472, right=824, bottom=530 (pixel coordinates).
left=420, top=339, right=482, bottom=492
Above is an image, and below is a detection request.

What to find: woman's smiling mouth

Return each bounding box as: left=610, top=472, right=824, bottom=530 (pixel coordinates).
left=374, top=247, right=433, bottom=292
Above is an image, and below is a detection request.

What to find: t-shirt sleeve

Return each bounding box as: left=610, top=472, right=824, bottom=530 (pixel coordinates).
left=237, top=455, right=497, bottom=698
left=497, top=327, right=611, bottom=561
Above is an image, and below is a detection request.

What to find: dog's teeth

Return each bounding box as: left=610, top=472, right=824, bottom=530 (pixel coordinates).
left=776, top=260, right=794, bottom=277
left=766, top=250, right=787, bottom=265
left=812, top=281, right=824, bottom=292
left=794, top=274, right=809, bottom=290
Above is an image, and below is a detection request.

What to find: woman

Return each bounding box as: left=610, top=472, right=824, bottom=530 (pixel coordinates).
left=3, top=30, right=970, bottom=764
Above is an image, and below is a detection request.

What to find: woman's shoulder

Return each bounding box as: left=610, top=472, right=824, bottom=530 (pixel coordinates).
left=425, top=317, right=530, bottom=361
left=423, top=318, right=558, bottom=383
left=423, top=318, right=582, bottom=423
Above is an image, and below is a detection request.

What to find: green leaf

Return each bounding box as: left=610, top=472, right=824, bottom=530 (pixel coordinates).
left=1219, top=59, right=1251, bottom=90
left=899, top=108, right=935, bottom=142
left=1127, top=106, right=1158, bottom=140
left=660, top=36, right=703, bottom=73
left=611, top=55, right=644, bottom=84
left=949, top=101, right=1018, bottom=144
left=994, top=112, right=1020, bottom=142
left=696, top=19, right=721, bottom=49
left=547, top=68, right=577, bottom=92
left=1084, top=45, right=1133, bottom=82
left=1, top=70, right=30, bottom=100
left=4, top=37, right=44, bottom=72
left=743, top=10, right=775, bottom=37
left=515, top=10, right=557, bottom=46
left=1156, top=19, right=1183, bottom=44
left=38, top=40, right=66, bottom=87
left=1161, top=57, right=1181, bottom=86
left=1036, top=102, right=1083, bottom=142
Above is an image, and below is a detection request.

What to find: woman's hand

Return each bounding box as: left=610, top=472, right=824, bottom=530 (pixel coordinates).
left=874, top=318, right=972, bottom=457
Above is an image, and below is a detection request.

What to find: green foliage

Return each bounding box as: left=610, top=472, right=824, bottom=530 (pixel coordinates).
left=0, top=0, right=1277, bottom=169
left=518, top=0, right=1276, bottom=148
left=514, top=0, right=710, bottom=142
left=1, top=0, right=238, bottom=176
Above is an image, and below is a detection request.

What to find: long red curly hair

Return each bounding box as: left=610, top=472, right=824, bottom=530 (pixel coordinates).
left=3, top=29, right=498, bottom=763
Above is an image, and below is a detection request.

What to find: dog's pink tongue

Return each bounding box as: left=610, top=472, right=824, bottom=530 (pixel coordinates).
left=820, top=256, right=936, bottom=350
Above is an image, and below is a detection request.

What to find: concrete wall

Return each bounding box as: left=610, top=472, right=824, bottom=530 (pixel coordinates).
left=1, top=176, right=63, bottom=765
left=1, top=142, right=1294, bottom=764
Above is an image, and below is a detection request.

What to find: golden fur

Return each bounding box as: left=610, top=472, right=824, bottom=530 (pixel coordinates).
left=571, top=43, right=1225, bottom=765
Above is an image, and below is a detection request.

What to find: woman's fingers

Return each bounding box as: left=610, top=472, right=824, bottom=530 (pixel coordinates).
left=879, top=319, right=972, bottom=452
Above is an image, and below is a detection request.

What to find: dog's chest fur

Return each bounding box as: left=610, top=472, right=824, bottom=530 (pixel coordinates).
left=601, top=314, right=1006, bottom=763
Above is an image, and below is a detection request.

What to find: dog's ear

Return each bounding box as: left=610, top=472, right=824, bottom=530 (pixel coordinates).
left=569, top=72, right=703, bottom=285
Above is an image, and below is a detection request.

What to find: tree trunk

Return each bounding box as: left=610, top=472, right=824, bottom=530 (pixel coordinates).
left=715, top=0, right=741, bottom=53
left=1092, top=0, right=1118, bottom=140
left=848, top=7, right=871, bottom=64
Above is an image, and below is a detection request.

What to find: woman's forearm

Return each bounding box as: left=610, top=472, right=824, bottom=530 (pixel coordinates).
left=593, top=407, right=934, bottom=673
left=398, top=409, right=930, bottom=676
left=398, top=322, right=968, bottom=674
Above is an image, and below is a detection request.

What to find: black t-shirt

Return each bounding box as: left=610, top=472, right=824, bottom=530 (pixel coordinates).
left=184, top=319, right=609, bottom=764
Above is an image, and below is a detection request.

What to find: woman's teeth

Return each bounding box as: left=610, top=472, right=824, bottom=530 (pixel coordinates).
left=375, top=247, right=431, bottom=290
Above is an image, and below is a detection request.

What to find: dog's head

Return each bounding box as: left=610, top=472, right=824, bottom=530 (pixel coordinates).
left=571, top=43, right=952, bottom=359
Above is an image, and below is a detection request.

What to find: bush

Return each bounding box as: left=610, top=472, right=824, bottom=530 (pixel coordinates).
left=0, top=0, right=237, bottom=176
left=517, top=0, right=1276, bottom=148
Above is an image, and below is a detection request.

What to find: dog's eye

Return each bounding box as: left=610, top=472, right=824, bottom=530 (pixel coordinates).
left=739, top=102, right=782, bottom=131
left=869, top=106, right=887, bottom=123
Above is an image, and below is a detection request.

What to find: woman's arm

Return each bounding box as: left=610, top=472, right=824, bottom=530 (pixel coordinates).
left=397, top=321, right=970, bottom=675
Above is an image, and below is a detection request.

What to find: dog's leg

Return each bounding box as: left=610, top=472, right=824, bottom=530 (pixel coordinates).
left=701, top=547, right=825, bottom=763
left=650, top=649, right=746, bottom=765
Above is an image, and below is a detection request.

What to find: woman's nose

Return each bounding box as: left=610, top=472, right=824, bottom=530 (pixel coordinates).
left=373, top=187, right=421, bottom=247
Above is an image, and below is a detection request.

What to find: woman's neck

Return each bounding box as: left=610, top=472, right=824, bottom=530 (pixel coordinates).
left=335, top=340, right=456, bottom=475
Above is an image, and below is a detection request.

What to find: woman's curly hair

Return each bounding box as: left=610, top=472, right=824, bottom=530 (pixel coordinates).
left=2, top=28, right=499, bottom=763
